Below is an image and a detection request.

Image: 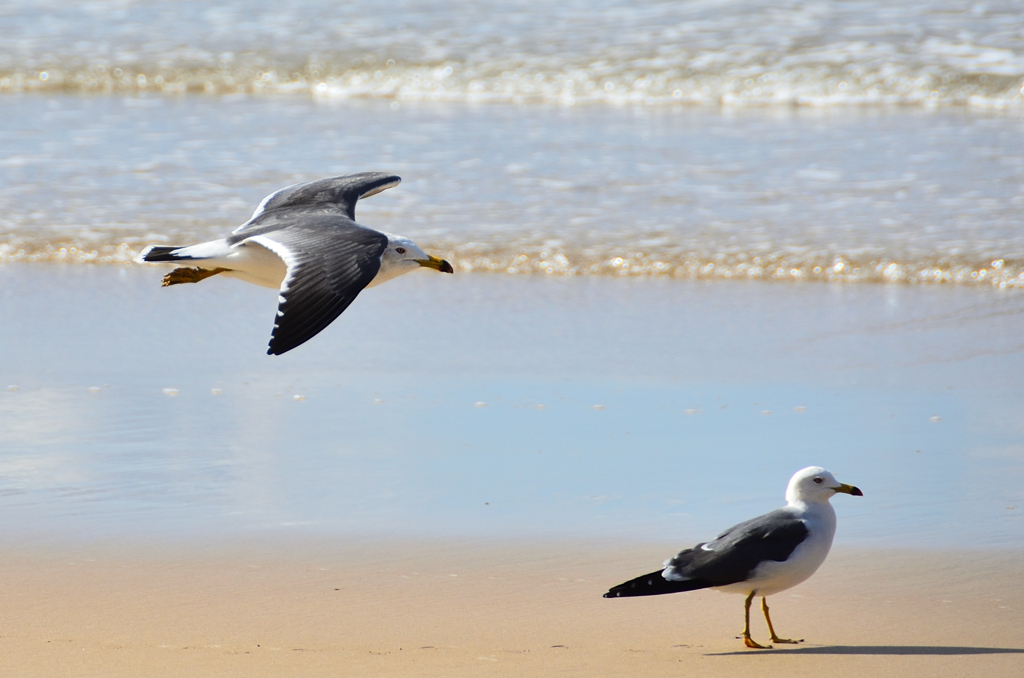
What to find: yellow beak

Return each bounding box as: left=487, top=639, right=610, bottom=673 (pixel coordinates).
left=835, top=483, right=863, bottom=496
left=416, top=254, right=454, bottom=274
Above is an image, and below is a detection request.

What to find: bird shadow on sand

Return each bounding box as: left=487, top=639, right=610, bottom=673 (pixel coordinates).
left=708, top=645, right=1024, bottom=657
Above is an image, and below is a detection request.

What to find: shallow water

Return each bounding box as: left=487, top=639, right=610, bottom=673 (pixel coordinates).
left=1, top=266, right=1021, bottom=548
left=1, top=95, right=1022, bottom=286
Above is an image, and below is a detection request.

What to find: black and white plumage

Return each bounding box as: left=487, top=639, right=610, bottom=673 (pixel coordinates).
left=139, top=173, right=453, bottom=355
left=604, top=466, right=862, bottom=649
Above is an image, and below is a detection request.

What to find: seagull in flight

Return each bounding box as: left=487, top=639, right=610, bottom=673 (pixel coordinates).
left=139, top=172, right=453, bottom=355
left=604, top=466, right=862, bottom=649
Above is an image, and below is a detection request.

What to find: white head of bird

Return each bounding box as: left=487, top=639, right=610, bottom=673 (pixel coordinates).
left=372, top=234, right=453, bottom=287
left=785, top=466, right=863, bottom=506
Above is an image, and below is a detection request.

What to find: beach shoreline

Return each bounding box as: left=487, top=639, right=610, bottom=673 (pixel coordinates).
left=2, top=539, right=1021, bottom=677
left=2, top=268, right=1023, bottom=675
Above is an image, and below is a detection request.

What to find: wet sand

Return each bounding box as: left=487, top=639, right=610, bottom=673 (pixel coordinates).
left=2, top=267, right=1023, bottom=675
left=2, top=540, right=1022, bottom=677
left=3, top=265, right=1023, bottom=547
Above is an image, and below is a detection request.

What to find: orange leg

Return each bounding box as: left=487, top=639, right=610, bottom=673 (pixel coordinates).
left=740, top=591, right=771, bottom=649
left=762, top=597, right=802, bottom=644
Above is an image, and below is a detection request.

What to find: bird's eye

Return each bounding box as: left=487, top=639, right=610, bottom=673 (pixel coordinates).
left=813, top=477, right=823, bottom=484
left=396, top=247, right=406, bottom=254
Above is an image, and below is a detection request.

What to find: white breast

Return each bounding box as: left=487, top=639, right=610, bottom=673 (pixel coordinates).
left=719, top=501, right=837, bottom=597
left=220, top=239, right=289, bottom=289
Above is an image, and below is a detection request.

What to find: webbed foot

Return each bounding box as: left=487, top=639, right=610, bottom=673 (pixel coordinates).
left=741, top=634, right=772, bottom=649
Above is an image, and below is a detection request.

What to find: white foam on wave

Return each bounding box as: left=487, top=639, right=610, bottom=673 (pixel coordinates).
left=3, top=239, right=1021, bottom=288
left=1, top=0, right=1022, bottom=109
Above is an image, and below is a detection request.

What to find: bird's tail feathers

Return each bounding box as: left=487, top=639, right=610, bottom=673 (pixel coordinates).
left=141, top=239, right=232, bottom=263
left=604, top=569, right=711, bottom=598
left=140, top=245, right=186, bottom=262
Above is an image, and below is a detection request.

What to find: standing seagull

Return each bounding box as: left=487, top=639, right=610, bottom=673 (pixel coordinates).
left=604, top=466, right=862, bottom=649
left=139, top=172, right=453, bottom=355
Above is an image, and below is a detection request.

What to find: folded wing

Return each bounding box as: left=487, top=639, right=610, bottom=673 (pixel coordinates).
left=605, top=509, right=809, bottom=598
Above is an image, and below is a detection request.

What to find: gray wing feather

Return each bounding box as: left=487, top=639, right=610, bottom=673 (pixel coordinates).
left=662, top=508, right=809, bottom=587
left=246, top=214, right=388, bottom=355
left=234, top=172, right=401, bottom=235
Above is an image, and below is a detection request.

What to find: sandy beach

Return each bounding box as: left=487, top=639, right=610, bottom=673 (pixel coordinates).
left=2, top=540, right=1021, bottom=677
left=2, top=264, right=1023, bottom=675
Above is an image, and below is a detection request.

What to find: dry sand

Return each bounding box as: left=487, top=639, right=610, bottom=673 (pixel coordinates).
left=1, top=540, right=1021, bottom=677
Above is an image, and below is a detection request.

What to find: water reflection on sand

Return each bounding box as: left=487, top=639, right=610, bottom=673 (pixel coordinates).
left=1, top=266, right=1022, bottom=547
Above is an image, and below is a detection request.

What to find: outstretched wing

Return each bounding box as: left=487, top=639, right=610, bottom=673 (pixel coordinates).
left=245, top=214, right=389, bottom=355
left=234, top=172, right=401, bottom=235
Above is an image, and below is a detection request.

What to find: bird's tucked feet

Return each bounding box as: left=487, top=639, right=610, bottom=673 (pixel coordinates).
left=740, top=634, right=772, bottom=649
left=162, top=267, right=229, bottom=286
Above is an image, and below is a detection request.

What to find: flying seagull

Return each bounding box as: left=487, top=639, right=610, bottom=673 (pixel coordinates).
left=139, top=172, right=453, bottom=355
left=604, top=466, right=862, bottom=649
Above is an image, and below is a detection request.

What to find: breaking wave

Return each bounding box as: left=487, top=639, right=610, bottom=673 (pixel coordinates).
left=2, top=0, right=1022, bottom=109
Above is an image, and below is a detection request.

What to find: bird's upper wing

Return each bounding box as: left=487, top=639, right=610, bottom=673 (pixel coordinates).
left=662, top=508, right=809, bottom=587
left=233, top=172, right=401, bottom=235
left=239, top=212, right=389, bottom=355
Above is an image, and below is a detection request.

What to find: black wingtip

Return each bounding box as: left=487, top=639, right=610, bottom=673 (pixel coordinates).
left=604, top=570, right=712, bottom=598
left=267, top=333, right=291, bottom=356
left=267, top=341, right=294, bottom=356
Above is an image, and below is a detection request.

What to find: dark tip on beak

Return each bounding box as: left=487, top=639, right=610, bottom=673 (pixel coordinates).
left=418, top=255, right=454, bottom=274
left=835, top=483, right=863, bottom=496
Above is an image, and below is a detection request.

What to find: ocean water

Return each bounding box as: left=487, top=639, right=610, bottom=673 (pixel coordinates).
left=1, top=1, right=1023, bottom=549
left=0, top=0, right=1023, bottom=285
left=4, top=0, right=1023, bottom=107
left=1, top=96, right=1023, bottom=286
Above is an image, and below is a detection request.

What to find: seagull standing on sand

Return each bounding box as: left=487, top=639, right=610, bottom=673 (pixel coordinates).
left=139, top=172, right=453, bottom=355
left=604, top=466, right=862, bottom=649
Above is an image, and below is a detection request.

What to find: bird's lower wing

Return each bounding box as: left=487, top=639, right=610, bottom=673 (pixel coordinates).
left=248, top=223, right=388, bottom=355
